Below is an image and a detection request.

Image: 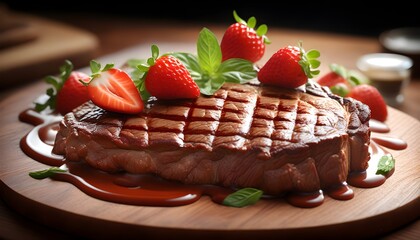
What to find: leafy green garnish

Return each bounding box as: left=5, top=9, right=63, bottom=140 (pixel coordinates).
left=329, top=63, right=369, bottom=87
left=330, top=83, right=350, bottom=97
left=376, top=155, right=395, bottom=176
left=127, top=58, right=150, bottom=101
left=123, top=28, right=257, bottom=99
left=233, top=10, right=270, bottom=44
left=222, top=188, right=263, bottom=208
left=298, top=41, right=321, bottom=79
left=29, top=167, right=67, bottom=179
left=170, top=28, right=257, bottom=96
left=34, top=60, right=73, bottom=112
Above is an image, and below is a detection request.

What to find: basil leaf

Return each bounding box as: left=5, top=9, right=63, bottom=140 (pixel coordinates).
left=127, top=59, right=146, bottom=69
left=218, top=58, right=257, bottom=84
left=376, top=155, right=395, bottom=176
left=223, top=188, right=263, bottom=208
left=197, top=28, right=221, bottom=74
left=29, top=167, right=67, bottom=179
left=169, top=52, right=202, bottom=80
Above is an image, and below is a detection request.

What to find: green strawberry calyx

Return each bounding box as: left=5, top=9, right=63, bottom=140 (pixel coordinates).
left=298, top=41, right=321, bottom=79
left=132, top=44, right=161, bottom=102
left=233, top=10, right=270, bottom=44
left=327, top=63, right=369, bottom=97
left=79, top=60, right=115, bottom=86
left=34, top=60, right=74, bottom=112
left=126, top=28, right=257, bottom=98
left=171, top=28, right=257, bottom=96
left=329, top=63, right=368, bottom=87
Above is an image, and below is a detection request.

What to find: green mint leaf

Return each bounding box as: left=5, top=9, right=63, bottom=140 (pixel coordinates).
left=196, top=77, right=224, bottom=96
left=29, top=167, right=67, bottom=179
left=169, top=52, right=203, bottom=80
left=376, top=155, right=395, bottom=176
left=127, top=58, right=146, bottom=69
left=223, top=188, right=263, bottom=208
left=218, top=58, right=257, bottom=84
left=197, top=28, right=222, bottom=73
left=90, top=60, right=101, bottom=74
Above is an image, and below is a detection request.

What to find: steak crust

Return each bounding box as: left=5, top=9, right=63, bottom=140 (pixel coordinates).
left=52, top=82, right=370, bottom=195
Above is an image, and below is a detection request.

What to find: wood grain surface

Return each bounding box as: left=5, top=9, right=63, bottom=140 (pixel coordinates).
left=0, top=44, right=419, bottom=240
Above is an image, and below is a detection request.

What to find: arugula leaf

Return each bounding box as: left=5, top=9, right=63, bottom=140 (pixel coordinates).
left=376, top=155, right=395, bottom=176
left=223, top=188, right=263, bottom=208
left=29, top=167, right=67, bottom=179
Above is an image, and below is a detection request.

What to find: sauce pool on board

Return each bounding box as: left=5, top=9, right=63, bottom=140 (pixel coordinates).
left=18, top=109, right=407, bottom=208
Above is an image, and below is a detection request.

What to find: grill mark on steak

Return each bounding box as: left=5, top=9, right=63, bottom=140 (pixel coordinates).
left=53, top=82, right=371, bottom=195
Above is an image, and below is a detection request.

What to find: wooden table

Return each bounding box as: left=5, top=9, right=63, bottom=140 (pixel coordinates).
left=1, top=14, right=419, bottom=239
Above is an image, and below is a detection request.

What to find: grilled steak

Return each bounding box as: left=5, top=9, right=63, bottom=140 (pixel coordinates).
left=52, top=82, right=370, bottom=195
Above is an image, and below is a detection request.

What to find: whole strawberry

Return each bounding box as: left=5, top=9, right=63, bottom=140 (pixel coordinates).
left=137, top=44, right=200, bottom=100
left=348, top=84, right=388, bottom=122
left=220, top=10, right=270, bottom=63
left=35, top=60, right=90, bottom=115
left=258, top=43, right=320, bottom=88
left=316, top=63, right=367, bottom=97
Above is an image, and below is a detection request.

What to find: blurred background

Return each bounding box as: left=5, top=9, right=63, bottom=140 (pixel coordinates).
left=2, top=1, right=418, bottom=37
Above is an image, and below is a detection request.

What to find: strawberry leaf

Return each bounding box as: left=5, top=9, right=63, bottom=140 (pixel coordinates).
left=330, top=83, right=350, bottom=97
left=90, top=60, right=101, bottom=74
left=233, top=10, right=270, bottom=44
left=34, top=60, right=73, bottom=113
left=298, top=42, right=321, bottom=79
left=256, top=24, right=268, bottom=37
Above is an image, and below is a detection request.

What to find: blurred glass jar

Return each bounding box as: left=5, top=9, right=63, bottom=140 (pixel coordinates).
left=379, top=27, right=420, bottom=79
left=356, top=53, right=413, bottom=107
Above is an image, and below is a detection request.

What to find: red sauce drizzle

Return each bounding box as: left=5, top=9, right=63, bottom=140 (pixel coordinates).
left=19, top=109, right=407, bottom=208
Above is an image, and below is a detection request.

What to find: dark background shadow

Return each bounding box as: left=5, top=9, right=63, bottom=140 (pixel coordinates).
left=2, top=1, right=418, bottom=37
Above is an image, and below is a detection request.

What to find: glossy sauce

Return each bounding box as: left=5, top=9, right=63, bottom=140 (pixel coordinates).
left=19, top=109, right=407, bottom=208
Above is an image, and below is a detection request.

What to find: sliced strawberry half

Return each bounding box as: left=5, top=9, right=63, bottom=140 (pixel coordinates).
left=84, top=61, right=144, bottom=114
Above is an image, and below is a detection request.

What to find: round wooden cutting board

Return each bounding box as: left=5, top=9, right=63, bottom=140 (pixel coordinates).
left=1, top=44, right=419, bottom=240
